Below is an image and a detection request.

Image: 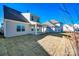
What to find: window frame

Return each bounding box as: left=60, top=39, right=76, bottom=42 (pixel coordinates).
left=22, top=25, right=25, bottom=32
left=16, top=25, right=21, bottom=32
left=16, top=24, right=25, bottom=32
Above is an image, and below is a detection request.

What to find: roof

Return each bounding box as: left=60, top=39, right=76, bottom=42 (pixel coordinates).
left=49, top=19, right=63, bottom=25
left=64, top=24, right=73, bottom=27
left=49, top=19, right=59, bottom=24
left=21, top=13, right=40, bottom=25
left=3, top=5, right=29, bottom=23
left=43, top=21, right=54, bottom=26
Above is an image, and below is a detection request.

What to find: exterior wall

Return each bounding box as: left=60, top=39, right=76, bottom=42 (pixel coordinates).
left=63, top=25, right=74, bottom=32
left=30, top=25, right=43, bottom=35
left=43, top=21, right=63, bottom=33
left=55, top=27, right=62, bottom=32
left=37, top=26, right=44, bottom=34
left=45, top=26, right=62, bottom=33
left=74, top=24, right=79, bottom=31
left=21, top=13, right=39, bottom=23
left=41, top=26, right=47, bottom=33
left=55, top=23, right=63, bottom=32
left=21, top=13, right=31, bottom=22
left=55, top=23, right=60, bottom=26
left=4, top=19, right=35, bottom=37
left=30, top=14, right=39, bottom=22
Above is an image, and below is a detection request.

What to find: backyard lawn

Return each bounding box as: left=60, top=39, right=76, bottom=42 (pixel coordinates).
left=0, top=32, right=79, bottom=56
left=0, top=34, right=48, bottom=56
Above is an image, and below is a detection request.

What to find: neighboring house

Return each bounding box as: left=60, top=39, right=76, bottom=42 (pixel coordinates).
left=43, top=20, right=63, bottom=32
left=3, top=6, right=44, bottom=37
left=74, top=24, right=79, bottom=31
left=42, top=21, right=55, bottom=32
left=49, top=20, right=63, bottom=32
left=63, top=24, right=74, bottom=32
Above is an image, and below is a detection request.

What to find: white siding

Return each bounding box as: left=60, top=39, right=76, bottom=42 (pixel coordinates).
left=63, top=24, right=74, bottom=32
left=41, top=26, right=47, bottom=33
left=21, top=13, right=39, bottom=24
left=4, top=19, right=35, bottom=37
left=21, top=13, right=31, bottom=22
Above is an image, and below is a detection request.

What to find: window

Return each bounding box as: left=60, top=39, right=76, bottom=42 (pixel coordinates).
left=31, top=28, right=34, bottom=31
left=22, top=26, right=25, bottom=31
left=16, top=25, right=25, bottom=32
left=17, top=25, right=21, bottom=32
left=31, top=16, right=34, bottom=21
left=37, top=29, right=39, bottom=31
left=37, top=27, right=40, bottom=31
left=31, top=27, right=34, bottom=31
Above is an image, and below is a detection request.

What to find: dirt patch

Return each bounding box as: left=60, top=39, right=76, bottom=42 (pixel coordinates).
left=38, top=33, right=78, bottom=56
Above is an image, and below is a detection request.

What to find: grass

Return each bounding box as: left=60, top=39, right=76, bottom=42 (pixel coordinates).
left=0, top=34, right=48, bottom=56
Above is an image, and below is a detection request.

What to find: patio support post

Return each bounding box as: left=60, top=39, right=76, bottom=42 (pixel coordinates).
left=42, top=26, right=43, bottom=32
left=35, top=24, right=37, bottom=35
left=43, top=26, right=44, bottom=32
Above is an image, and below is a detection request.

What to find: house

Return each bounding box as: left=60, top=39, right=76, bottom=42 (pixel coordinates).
left=43, top=20, right=63, bottom=32
left=2, top=6, right=73, bottom=37
left=21, top=13, right=45, bottom=34
left=49, top=20, right=63, bottom=32
left=63, top=24, right=74, bottom=32
left=42, top=20, right=55, bottom=32
left=3, top=6, right=44, bottom=37
left=74, top=24, right=79, bottom=31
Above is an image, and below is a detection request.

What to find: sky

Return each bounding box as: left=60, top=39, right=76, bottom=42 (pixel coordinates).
left=0, top=3, right=79, bottom=27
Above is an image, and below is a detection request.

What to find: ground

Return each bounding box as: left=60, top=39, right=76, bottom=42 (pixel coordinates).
left=0, top=33, right=79, bottom=56
left=0, top=34, right=48, bottom=56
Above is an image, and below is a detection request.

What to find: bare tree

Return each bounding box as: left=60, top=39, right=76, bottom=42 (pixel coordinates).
left=59, top=4, right=78, bottom=55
